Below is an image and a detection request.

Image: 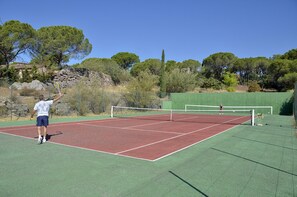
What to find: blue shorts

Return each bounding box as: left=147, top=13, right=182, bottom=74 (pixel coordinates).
left=36, top=116, right=49, bottom=127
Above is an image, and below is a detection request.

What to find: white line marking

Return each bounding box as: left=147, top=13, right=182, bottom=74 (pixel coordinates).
left=77, top=122, right=182, bottom=135
left=47, top=141, right=153, bottom=161
left=0, top=118, right=116, bottom=130
left=122, top=120, right=170, bottom=129
left=0, top=131, right=154, bottom=161
left=153, top=125, right=238, bottom=161
left=0, top=115, right=250, bottom=161
left=0, top=131, right=36, bottom=140
left=116, top=116, right=247, bottom=155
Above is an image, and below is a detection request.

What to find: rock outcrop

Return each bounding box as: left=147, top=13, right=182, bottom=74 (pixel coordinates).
left=53, top=67, right=113, bottom=88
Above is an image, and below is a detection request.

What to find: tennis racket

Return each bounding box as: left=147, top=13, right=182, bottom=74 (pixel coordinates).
left=54, top=82, right=62, bottom=95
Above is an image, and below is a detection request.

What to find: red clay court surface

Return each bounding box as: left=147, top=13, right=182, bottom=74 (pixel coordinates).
left=0, top=114, right=251, bottom=161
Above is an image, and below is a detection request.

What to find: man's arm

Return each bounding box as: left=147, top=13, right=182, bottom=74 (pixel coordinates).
left=53, top=93, right=63, bottom=103
left=30, top=109, right=36, bottom=120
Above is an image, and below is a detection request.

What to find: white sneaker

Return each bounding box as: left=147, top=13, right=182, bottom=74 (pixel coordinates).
left=42, top=137, right=46, bottom=143
left=38, top=137, right=42, bottom=144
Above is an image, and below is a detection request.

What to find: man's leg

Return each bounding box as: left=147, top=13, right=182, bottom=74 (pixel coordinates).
left=43, top=126, right=47, bottom=143
left=37, top=126, right=42, bottom=143
left=42, top=116, right=49, bottom=143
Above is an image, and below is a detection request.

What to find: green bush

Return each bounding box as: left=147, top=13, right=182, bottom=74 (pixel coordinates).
left=64, top=84, right=91, bottom=116
left=0, top=66, right=19, bottom=83
left=20, top=68, right=32, bottom=82
left=76, top=58, right=131, bottom=84
left=248, top=81, right=261, bottom=92
left=89, top=89, right=109, bottom=114
left=226, top=86, right=236, bottom=92
left=201, top=77, right=223, bottom=90
left=223, top=72, right=238, bottom=92
left=63, top=79, right=113, bottom=115
left=165, top=69, right=196, bottom=93
left=0, top=106, right=8, bottom=117
left=123, top=71, right=160, bottom=108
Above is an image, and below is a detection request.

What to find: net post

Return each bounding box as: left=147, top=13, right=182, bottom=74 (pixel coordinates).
left=251, top=109, right=255, bottom=126
left=170, top=109, right=173, bottom=121
left=111, top=106, right=114, bottom=118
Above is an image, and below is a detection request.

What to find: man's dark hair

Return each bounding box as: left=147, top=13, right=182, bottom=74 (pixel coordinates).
left=39, top=95, right=44, bottom=101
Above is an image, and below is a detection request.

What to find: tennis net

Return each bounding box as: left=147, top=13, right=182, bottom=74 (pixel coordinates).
left=111, top=106, right=255, bottom=125
left=185, top=104, right=273, bottom=114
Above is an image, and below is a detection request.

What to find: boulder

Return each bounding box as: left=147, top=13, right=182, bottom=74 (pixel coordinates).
left=53, top=67, right=114, bottom=88
left=11, top=80, right=46, bottom=90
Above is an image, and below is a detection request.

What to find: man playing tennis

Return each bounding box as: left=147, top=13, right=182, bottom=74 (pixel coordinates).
left=219, top=104, right=223, bottom=115
left=31, top=93, right=63, bottom=144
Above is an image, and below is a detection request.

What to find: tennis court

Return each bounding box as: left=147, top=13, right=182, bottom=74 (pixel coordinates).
left=1, top=114, right=296, bottom=196
left=0, top=109, right=251, bottom=161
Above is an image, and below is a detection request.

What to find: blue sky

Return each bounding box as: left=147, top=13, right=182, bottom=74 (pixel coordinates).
left=1, top=0, right=297, bottom=64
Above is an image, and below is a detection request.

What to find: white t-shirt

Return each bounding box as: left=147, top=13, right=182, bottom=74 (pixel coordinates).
left=33, top=100, right=54, bottom=117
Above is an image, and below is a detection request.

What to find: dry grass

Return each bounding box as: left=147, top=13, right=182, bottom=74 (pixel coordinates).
left=0, top=87, right=12, bottom=97
left=104, top=85, right=127, bottom=93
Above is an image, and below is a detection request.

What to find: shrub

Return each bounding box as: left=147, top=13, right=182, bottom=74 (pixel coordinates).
left=123, top=71, right=160, bottom=108
left=248, top=81, right=261, bottom=92
left=10, top=92, right=19, bottom=103
left=165, top=69, right=196, bottom=93
left=64, top=83, right=91, bottom=116
left=63, top=79, right=113, bottom=115
left=0, top=67, right=19, bottom=83
left=223, top=72, right=238, bottom=92
left=226, top=86, right=236, bottom=92
left=76, top=58, right=131, bottom=84
left=0, top=106, right=8, bottom=117
left=201, top=77, right=223, bottom=90
left=89, top=88, right=109, bottom=114
left=20, top=68, right=32, bottom=82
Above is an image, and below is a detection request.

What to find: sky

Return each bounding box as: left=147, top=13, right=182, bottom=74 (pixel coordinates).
left=1, top=0, right=297, bottom=65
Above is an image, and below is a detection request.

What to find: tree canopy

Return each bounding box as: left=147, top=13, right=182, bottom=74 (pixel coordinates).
left=281, top=49, right=297, bottom=60
left=202, top=52, right=237, bottom=80
left=1, top=20, right=297, bottom=92
left=77, top=58, right=131, bottom=84
left=32, top=26, right=92, bottom=68
left=130, top=59, right=162, bottom=77
left=0, top=20, right=35, bottom=68
left=111, top=52, right=140, bottom=70
left=178, top=59, right=201, bottom=73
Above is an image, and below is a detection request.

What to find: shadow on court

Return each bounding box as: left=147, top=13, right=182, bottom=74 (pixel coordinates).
left=34, top=131, right=63, bottom=140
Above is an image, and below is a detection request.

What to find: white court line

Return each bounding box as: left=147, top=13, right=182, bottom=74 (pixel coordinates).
left=120, top=113, right=212, bottom=129
left=77, top=122, right=182, bottom=135
left=153, top=125, right=238, bottom=161
left=0, top=122, right=84, bottom=132
left=116, top=116, right=247, bottom=155
left=113, top=112, right=240, bottom=130
left=0, top=115, right=168, bottom=131
left=122, top=112, right=242, bottom=130
left=0, top=115, right=250, bottom=162
left=122, top=120, right=170, bottom=129
left=78, top=112, right=241, bottom=134
left=0, top=131, right=37, bottom=140
left=0, top=125, right=36, bottom=131
left=0, top=131, right=153, bottom=161
left=47, top=141, right=153, bottom=162
left=0, top=118, right=123, bottom=132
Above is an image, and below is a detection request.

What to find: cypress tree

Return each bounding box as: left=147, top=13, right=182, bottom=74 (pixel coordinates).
left=160, top=49, right=166, bottom=97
